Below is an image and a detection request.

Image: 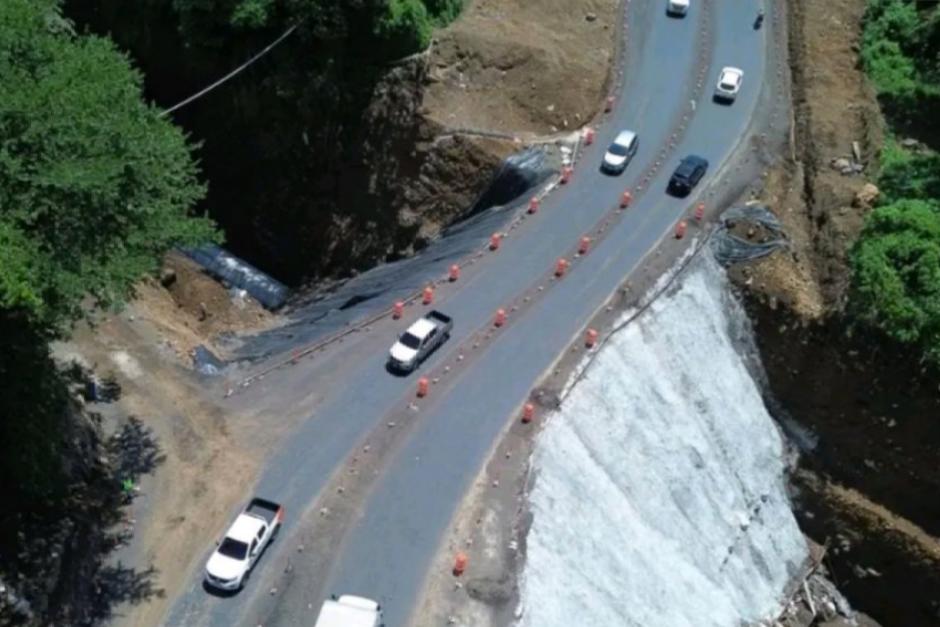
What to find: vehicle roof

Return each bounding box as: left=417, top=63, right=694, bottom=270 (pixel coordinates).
left=681, top=154, right=708, bottom=167
left=612, top=129, right=637, bottom=146
left=406, top=317, right=436, bottom=339
left=227, top=513, right=265, bottom=544
left=314, top=599, right=379, bottom=627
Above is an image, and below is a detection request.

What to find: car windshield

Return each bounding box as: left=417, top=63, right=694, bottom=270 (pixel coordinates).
left=399, top=333, right=421, bottom=349
left=218, top=538, right=248, bottom=560
left=608, top=143, right=629, bottom=157
left=720, top=79, right=736, bottom=89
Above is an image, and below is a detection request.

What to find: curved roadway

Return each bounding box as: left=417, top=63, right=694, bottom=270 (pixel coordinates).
left=163, top=1, right=770, bottom=625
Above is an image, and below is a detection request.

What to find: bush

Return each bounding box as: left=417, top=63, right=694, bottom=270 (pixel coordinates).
left=0, top=0, right=218, bottom=332
left=424, top=0, right=464, bottom=25
left=850, top=199, right=940, bottom=364
left=878, top=139, right=940, bottom=204
left=375, top=0, right=433, bottom=58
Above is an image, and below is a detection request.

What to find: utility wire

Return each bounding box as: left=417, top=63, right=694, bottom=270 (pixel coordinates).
left=160, top=21, right=302, bottom=117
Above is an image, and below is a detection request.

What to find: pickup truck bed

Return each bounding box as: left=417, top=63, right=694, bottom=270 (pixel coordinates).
left=426, top=310, right=452, bottom=327
left=245, top=497, right=283, bottom=525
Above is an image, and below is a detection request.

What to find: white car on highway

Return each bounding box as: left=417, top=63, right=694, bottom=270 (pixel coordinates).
left=714, top=66, right=744, bottom=103
left=666, top=0, right=689, bottom=16
left=388, top=310, right=453, bottom=373
left=600, top=129, right=639, bottom=175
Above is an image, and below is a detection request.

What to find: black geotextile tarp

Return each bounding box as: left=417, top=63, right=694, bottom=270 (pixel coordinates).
left=230, top=146, right=553, bottom=363
left=184, top=245, right=290, bottom=310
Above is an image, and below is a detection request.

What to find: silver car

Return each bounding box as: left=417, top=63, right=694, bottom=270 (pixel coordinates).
left=601, top=130, right=639, bottom=175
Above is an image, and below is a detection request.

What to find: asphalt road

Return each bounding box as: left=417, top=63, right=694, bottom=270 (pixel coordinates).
left=162, top=1, right=772, bottom=625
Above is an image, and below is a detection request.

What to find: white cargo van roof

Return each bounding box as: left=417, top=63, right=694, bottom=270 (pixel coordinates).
left=314, top=595, right=381, bottom=627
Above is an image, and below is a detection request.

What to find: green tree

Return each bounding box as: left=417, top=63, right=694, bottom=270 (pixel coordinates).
left=0, top=0, right=218, bottom=332
left=878, top=139, right=940, bottom=204
left=374, top=0, right=432, bottom=58
left=850, top=199, right=940, bottom=364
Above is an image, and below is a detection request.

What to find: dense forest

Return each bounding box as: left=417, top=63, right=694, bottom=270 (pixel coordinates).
left=850, top=0, right=940, bottom=366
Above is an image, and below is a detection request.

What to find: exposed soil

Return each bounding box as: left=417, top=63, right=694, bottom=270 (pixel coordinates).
left=729, top=0, right=883, bottom=316
left=39, top=255, right=283, bottom=627
left=424, top=0, right=617, bottom=136
left=335, top=0, right=620, bottom=262
left=733, top=0, right=940, bottom=625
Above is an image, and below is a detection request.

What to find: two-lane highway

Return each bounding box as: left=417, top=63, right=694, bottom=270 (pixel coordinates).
left=315, top=5, right=769, bottom=627
left=162, top=0, right=773, bottom=624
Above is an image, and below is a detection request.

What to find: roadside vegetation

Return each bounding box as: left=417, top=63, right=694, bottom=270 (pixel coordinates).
left=850, top=0, right=940, bottom=366
left=2, top=0, right=466, bottom=622
left=63, top=0, right=466, bottom=283
left=1, top=0, right=216, bottom=622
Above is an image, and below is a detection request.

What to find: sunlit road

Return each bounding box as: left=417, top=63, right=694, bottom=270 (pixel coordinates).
left=162, top=1, right=774, bottom=625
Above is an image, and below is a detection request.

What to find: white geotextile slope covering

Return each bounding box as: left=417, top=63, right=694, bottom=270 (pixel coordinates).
left=517, top=257, right=807, bottom=627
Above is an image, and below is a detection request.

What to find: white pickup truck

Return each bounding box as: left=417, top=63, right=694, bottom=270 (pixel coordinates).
left=204, top=497, right=284, bottom=591
left=314, top=595, right=383, bottom=627
left=388, top=310, right=453, bottom=373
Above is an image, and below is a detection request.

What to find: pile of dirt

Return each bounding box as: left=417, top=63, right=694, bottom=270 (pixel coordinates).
left=732, top=1, right=940, bottom=624
left=424, top=0, right=616, bottom=135
left=130, top=252, right=272, bottom=361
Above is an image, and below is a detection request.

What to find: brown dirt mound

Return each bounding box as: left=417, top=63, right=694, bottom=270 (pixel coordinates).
left=424, top=0, right=617, bottom=135
left=131, top=252, right=272, bottom=361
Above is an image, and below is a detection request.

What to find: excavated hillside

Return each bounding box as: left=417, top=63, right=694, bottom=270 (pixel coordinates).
left=733, top=0, right=940, bottom=624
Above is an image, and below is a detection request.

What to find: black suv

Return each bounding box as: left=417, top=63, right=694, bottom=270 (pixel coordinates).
left=668, top=155, right=709, bottom=196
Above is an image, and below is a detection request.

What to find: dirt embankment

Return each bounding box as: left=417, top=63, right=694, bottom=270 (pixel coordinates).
left=345, top=0, right=617, bottom=259
left=734, top=0, right=940, bottom=624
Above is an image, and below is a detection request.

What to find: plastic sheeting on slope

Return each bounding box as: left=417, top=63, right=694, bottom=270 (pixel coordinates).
left=516, top=254, right=807, bottom=627
left=183, top=245, right=289, bottom=309
left=233, top=146, right=553, bottom=361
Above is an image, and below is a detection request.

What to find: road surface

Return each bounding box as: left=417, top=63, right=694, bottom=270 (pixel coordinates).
left=163, top=1, right=776, bottom=625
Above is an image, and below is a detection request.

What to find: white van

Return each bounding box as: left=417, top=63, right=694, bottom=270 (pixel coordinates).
left=314, top=595, right=383, bottom=627
left=667, top=0, right=690, bottom=16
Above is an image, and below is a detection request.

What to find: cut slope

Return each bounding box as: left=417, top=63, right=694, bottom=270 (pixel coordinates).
left=517, top=256, right=808, bottom=626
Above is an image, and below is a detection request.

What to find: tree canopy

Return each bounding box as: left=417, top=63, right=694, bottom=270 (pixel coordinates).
left=850, top=200, right=940, bottom=364
left=0, top=0, right=217, bottom=333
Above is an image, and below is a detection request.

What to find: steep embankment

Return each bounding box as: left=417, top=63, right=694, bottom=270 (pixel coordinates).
left=516, top=256, right=809, bottom=627
left=731, top=0, right=940, bottom=624
left=65, top=0, right=617, bottom=284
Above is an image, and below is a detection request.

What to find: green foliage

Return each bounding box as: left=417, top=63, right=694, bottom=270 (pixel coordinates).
left=851, top=1, right=940, bottom=366
left=878, top=139, right=940, bottom=204
left=861, top=0, right=940, bottom=121
left=850, top=200, right=940, bottom=363
left=0, top=0, right=218, bottom=332
left=375, top=0, right=432, bottom=58
left=424, top=0, right=464, bottom=25
left=230, top=0, right=275, bottom=29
